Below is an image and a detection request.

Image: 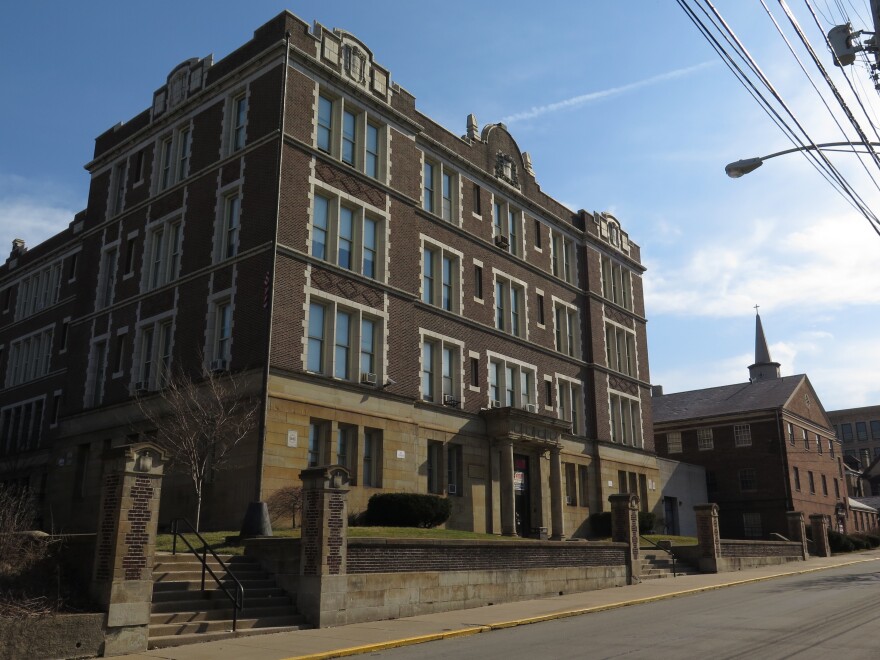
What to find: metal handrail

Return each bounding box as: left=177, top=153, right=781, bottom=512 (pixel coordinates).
left=170, top=518, right=244, bottom=632
left=640, top=535, right=678, bottom=577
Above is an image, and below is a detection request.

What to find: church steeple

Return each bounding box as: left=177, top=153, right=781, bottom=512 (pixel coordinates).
left=748, top=308, right=781, bottom=382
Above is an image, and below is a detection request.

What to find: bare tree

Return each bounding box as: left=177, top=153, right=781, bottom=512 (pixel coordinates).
left=136, top=367, right=260, bottom=532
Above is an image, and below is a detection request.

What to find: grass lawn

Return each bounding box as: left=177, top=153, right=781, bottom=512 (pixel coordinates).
left=642, top=534, right=698, bottom=546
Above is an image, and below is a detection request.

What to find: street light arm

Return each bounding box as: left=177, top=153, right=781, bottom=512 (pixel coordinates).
left=725, top=141, right=880, bottom=177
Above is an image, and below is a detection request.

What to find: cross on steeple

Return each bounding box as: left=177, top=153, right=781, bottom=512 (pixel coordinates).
left=754, top=304, right=760, bottom=314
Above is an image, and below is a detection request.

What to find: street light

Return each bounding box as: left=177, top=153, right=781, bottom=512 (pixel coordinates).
left=725, top=141, right=880, bottom=178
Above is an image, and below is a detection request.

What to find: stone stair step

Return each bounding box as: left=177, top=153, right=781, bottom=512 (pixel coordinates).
left=152, top=587, right=287, bottom=603
left=153, top=569, right=268, bottom=583
left=149, top=614, right=306, bottom=637
left=148, top=625, right=307, bottom=650
left=153, top=578, right=278, bottom=592
left=151, top=594, right=291, bottom=614
left=150, top=604, right=299, bottom=625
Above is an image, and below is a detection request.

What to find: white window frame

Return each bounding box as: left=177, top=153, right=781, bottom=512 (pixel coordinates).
left=216, top=189, right=241, bottom=261
left=420, top=329, right=465, bottom=406
left=493, top=269, right=528, bottom=339
left=492, top=196, right=523, bottom=257
left=143, top=214, right=183, bottom=291
left=310, top=187, right=387, bottom=282
left=96, top=244, right=119, bottom=310
left=697, top=428, right=714, bottom=450
left=609, top=391, right=642, bottom=447
left=604, top=321, right=637, bottom=377
left=5, top=324, right=54, bottom=388
left=557, top=374, right=584, bottom=436
left=108, top=159, right=128, bottom=217
left=422, top=155, right=460, bottom=225
left=420, top=235, right=463, bottom=313
left=734, top=424, right=752, bottom=447
left=14, top=261, right=62, bottom=320
left=553, top=298, right=581, bottom=359
left=228, top=91, right=248, bottom=154
left=600, top=255, right=633, bottom=310
left=667, top=431, right=682, bottom=453
left=488, top=352, right=537, bottom=411
left=550, top=229, right=575, bottom=283
left=305, top=292, right=385, bottom=385
left=133, top=315, right=175, bottom=392
left=315, top=89, right=386, bottom=182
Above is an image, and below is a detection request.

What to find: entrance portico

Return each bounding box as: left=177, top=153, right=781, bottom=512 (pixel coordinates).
left=483, top=407, right=571, bottom=540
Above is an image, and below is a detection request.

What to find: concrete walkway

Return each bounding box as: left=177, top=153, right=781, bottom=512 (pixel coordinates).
left=119, top=551, right=880, bottom=660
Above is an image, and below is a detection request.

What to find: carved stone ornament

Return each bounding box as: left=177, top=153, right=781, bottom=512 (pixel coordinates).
left=494, top=151, right=520, bottom=189
left=343, top=44, right=368, bottom=85
left=168, top=70, right=188, bottom=109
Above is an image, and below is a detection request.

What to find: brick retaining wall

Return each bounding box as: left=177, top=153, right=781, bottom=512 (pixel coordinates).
left=720, top=540, right=803, bottom=558
left=346, top=539, right=627, bottom=574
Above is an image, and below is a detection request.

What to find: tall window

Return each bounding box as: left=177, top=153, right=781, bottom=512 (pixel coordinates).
left=316, top=93, right=384, bottom=180
left=336, top=424, right=356, bottom=473
left=840, top=423, right=853, bottom=442
left=856, top=422, right=868, bottom=441
left=734, top=424, right=752, bottom=447
left=422, top=336, right=462, bottom=405
left=488, top=358, right=535, bottom=410
left=447, top=444, right=463, bottom=495
left=808, top=471, right=816, bottom=494
left=311, top=192, right=384, bottom=280
left=493, top=199, right=522, bottom=256
left=98, top=247, right=118, bottom=309
left=551, top=230, right=574, bottom=283
left=802, top=428, right=809, bottom=450
left=177, top=127, right=191, bottom=181
left=222, top=193, right=241, bottom=259
left=793, top=466, right=801, bottom=491
left=558, top=378, right=584, bottom=435
left=495, top=277, right=525, bottom=337
left=422, top=244, right=461, bottom=312
left=147, top=220, right=182, bottom=289
left=742, top=513, right=762, bottom=538
left=15, top=261, right=62, bottom=320
left=600, top=255, right=633, bottom=310
left=739, top=468, right=757, bottom=491
left=554, top=303, right=580, bottom=358
left=821, top=474, right=828, bottom=496
left=605, top=323, right=636, bottom=376
left=159, top=136, right=173, bottom=191
left=427, top=441, right=443, bottom=494
left=363, top=429, right=382, bottom=487
left=231, top=94, right=248, bottom=152
left=308, top=420, right=329, bottom=467
left=365, top=124, right=380, bottom=178
left=110, top=161, right=127, bottom=216
left=667, top=431, right=682, bottom=453
left=317, top=95, right=333, bottom=153
left=214, top=301, right=232, bottom=363
left=6, top=328, right=54, bottom=388
left=423, top=158, right=458, bottom=222
left=307, top=298, right=381, bottom=383
left=342, top=109, right=357, bottom=165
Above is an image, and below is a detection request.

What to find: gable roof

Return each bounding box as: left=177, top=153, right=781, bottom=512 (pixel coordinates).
left=653, top=375, right=807, bottom=424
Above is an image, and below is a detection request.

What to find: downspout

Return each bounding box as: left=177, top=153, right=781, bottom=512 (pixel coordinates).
left=777, top=409, right=794, bottom=522
left=254, top=30, right=291, bottom=502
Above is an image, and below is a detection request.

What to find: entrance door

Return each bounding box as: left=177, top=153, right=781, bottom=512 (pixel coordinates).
left=514, top=454, right=531, bottom=537
left=664, top=496, right=679, bottom=535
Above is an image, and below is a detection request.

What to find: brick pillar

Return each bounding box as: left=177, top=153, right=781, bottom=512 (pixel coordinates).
left=297, top=465, right=350, bottom=627
left=694, top=504, right=720, bottom=573
left=90, top=443, right=166, bottom=656
left=549, top=446, right=565, bottom=541
left=810, top=514, right=831, bottom=557
left=786, top=511, right=808, bottom=560
left=609, top=493, right=640, bottom=583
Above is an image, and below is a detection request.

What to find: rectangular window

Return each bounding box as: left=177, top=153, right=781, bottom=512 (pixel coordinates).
left=156, top=322, right=173, bottom=388
left=743, top=513, right=762, bottom=538
left=427, top=441, right=443, bottom=494
left=308, top=420, right=328, bottom=468
left=472, top=183, right=481, bottom=215
left=113, top=333, right=127, bottom=374
left=68, top=253, right=78, bottom=281
left=311, top=193, right=383, bottom=279
left=470, top=357, right=479, bottom=387
left=365, top=123, right=380, bottom=178
left=14, top=262, right=63, bottom=319
left=600, top=255, right=632, bottom=310
left=423, top=159, right=457, bottom=222
left=551, top=231, right=574, bottom=283
left=215, top=302, right=232, bottom=363
left=360, top=317, right=376, bottom=378
left=856, top=422, right=868, bottom=441
left=490, top=358, right=535, bottom=411
left=821, top=474, right=828, bottom=496
left=422, top=246, right=460, bottom=312
left=537, top=294, right=545, bottom=325
left=148, top=220, right=182, bottom=289
left=578, top=465, right=589, bottom=506
left=363, top=428, right=382, bottom=487
left=7, top=329, right=53, bottom=388
left=808, top=471, right=816, bottom=494
left=317, top=95, right=333, bottom=153
left=177, top=126, right=191, bottom=181
left=474, top=265, right=483, bottom=300
left=697, top=428, right=714, bottom=451
left=447, top=444, right=463, bottom=496
left=98, top=248, right=118, bottom=309
left=555, top=304, right=579, bottom=357
left=222, top=194, right=240, bottom=259
left=545, top=379, right=553, bottom=407
left=336, top=424, right=356, bottom=474
left=494, top=277, right=525, bottom=337
left=307, top=303, right=325, bottom=373
left=605, top=323, right=636, bottom=376
left=159, top=136, right=173, bottom=191
left=334, top=310, right=352, bottom=380
left=125, top=237, right=137, bottom=275
left=534, top=219, right=542, bottom=249
left=232, top=95, right=248, bottom=152
left=734, top=424, right=752, bottom=447
left=111, top=161, right=126, bottom=216
left=423, top=161, right=435, bottom=213
left=793, top=467, right=801, bottom=491
left=817, top=434, right=823, bottom=454
left=803, top=428, right=809, bottom=450
left=871, top=420, right=880, bottom=440
left=338, top=207, right=354, bottom=270
left=91, top=340, right=108, bottom=406
left=493, top=199, right=522, bottom=255
left=442, top=172, right=453, bottom=220
left=342, top=109, right=357, bottom=165
left=609, top=392, right=640, bottom=446
left=422, top=337, right=461, bottom=405
left=841, top=423, right=853, bottom=442
left=739, top=468, right=757, bottom=492
left=667, top=431, right=682, bottom=453
left=834, top=478, right=840, bottom=499
left=565, top=463, right=577, bottom=505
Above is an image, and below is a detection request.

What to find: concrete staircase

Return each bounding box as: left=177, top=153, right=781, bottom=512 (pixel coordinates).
left=638, top=551, right=701, bottom=580
left=149, top=552, right=309, bottom=649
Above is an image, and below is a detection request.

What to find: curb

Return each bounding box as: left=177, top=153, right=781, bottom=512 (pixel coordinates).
left=282, top=556, right=879, bottom=660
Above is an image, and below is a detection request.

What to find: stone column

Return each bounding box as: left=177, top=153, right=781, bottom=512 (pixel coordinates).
left=549, top=446, right=565, bottom=541
left=786, top=511, right=808, bottom=560
left=90, top=443, right=166, bottom=657
left=694, top=504, right=721, bottom=573
left=610, top=493, right=640, bottom=583
left=297, top=465, right=350, bottom=627
left=810, top=514, right=831, bottom=557
left=499, top=440, right=516, bottom=537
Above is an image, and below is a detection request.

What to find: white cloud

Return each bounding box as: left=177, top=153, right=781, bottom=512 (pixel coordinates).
left=501, top=61, right=717, bottom=124
left=0, top=174, right=81, bottom=252
left=645, top=213, right=880, bottom=318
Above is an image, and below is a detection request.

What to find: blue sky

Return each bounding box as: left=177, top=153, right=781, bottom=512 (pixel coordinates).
left=2, top=1, right=879, bottom=410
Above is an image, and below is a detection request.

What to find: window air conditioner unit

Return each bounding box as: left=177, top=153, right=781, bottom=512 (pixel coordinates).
left=565, top=495, right=575, bottom=505
left=210, top=359, right=229, bottom=373
left=523, top=403, right=537, bottom=413
left=447, top=484, right=457, bottom=495
left=360, top=372, right=378, bottom=385
left=494, top=234, right=510, bottom=249
left=443, top=394, right=460, bottom=408
left=490, top=399, right=501, bottom=409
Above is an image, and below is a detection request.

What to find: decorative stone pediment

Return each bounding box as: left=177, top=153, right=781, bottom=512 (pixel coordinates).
left=482, top=406, right=570, bottom=447
left=494, top=151, right=520, bottom=189
left=152, top=55, right=214, bottom=119
left=316, top=24, right=391, bottom=102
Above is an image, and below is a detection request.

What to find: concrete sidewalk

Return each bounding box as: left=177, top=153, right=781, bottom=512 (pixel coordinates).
left=118, top=551, right=880, bottom=660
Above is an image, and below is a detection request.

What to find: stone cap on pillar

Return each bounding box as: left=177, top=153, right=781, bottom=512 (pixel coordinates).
left=694, top=503, right=719, bottom=516
left=786, top=511, right=805, bottom=521
left=300, top=465, right=351, bottom=491
left=102, top=441, right=167, bottom=476
left=609, top=493, right=639, bottom=510
left=809, top=513, right=830, bottom=523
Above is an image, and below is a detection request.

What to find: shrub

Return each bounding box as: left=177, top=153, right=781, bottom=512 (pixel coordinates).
left=588, top=511, right=655, bottom=538
left=364, top=493, right=452, bottom=528
left=639, top=512, right=657, bottom=534
left=864, top=534, right=880, bottom=548
left=849, top=534, right=871, bottom=551
left=828, top=530, right=855, bottom=553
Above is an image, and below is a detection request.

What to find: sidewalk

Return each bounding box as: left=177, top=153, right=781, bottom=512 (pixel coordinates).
left=119, top=551, right=880, bottom=660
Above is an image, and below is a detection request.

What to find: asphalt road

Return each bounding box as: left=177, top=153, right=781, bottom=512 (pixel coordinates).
left=370, top=562, right=880, bottom=659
